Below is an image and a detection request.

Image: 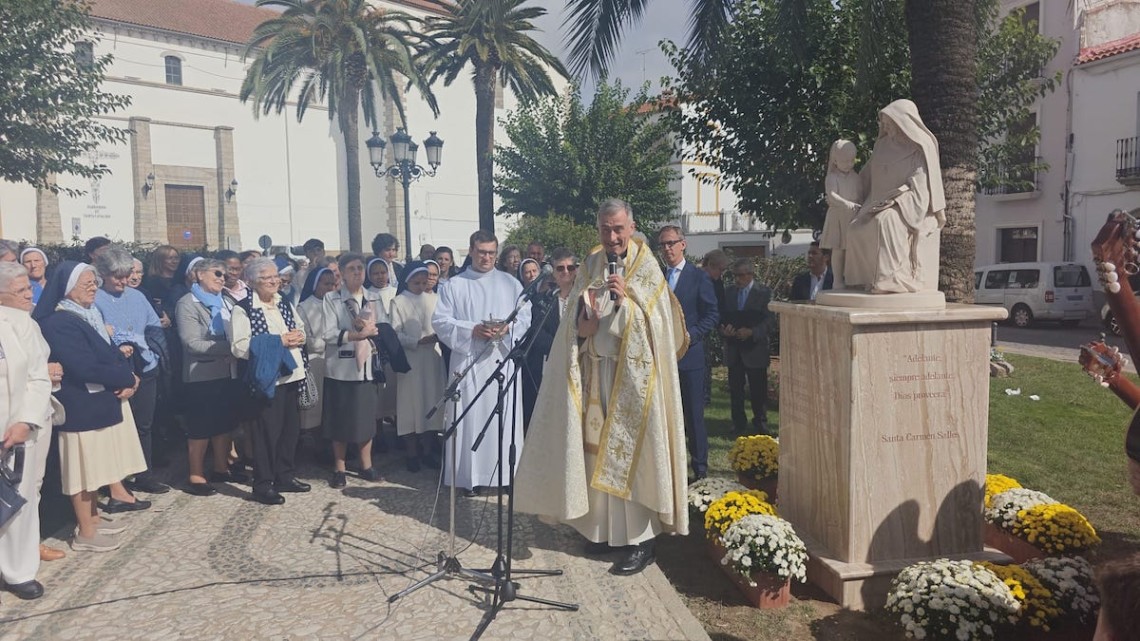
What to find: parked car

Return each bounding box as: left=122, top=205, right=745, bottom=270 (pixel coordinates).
left=973, top=262, right=1093, bottom=328
left=1100, top=274, right=1140, bottom=336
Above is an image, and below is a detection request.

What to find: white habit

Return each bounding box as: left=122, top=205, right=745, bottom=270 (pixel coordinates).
left=391, top=290, right=444, bottom=435
left=432, top=269, right=530, bottom=490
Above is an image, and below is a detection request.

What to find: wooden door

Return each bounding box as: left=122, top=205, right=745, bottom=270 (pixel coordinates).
left=165, top=185, right=206, bottom=249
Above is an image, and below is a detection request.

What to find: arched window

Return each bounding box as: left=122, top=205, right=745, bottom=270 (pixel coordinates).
left=164, top=56, right=182, bottom=86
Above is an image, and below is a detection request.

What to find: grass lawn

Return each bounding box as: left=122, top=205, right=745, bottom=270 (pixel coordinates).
left=657, top=354, right=1140, bottom=641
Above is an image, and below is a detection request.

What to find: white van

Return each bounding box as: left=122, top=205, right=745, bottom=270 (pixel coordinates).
left=973, top=262, right=1093, bottom=328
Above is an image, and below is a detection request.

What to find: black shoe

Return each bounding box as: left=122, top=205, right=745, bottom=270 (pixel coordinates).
left=276, top=478, right=311, bottom=493
left=462, top=487, right=482, bottom=498
left=360, top=467, right=383, bottom=482
left=583, top=541, right=613, bottom=556
left=405, top=457, right=421, bottom=473
left=4, top=580, right=44, bottom=600
left=252, top=489, right=285, bottom=505
left=210, top=470, right=249, bottom=484
left=128, top=477, right=171, bottom=494
left=611, top=541, right=655, bottom=576
left=103, top=498, right=152, bottom=513
left=185, top=482, right=217, bottom=497
left=330, top=472, right=347, bottom=489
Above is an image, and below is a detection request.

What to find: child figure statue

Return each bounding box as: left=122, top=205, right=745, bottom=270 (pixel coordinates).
left=820, top=139, right=863, bottom=289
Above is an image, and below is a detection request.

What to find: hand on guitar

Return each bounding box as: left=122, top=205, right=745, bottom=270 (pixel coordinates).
left=1080, top=339, right=1140, bottom=409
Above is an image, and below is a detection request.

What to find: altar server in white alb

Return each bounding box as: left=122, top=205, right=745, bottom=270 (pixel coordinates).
left=390, top=261, right=444, bottom=472
left=432, top=230, right=531, bottom=497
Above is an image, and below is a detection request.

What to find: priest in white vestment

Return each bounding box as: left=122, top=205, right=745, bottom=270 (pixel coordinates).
left=432, top=231, right=531, bottom=496
left=515, top=198, right=690, bottom=576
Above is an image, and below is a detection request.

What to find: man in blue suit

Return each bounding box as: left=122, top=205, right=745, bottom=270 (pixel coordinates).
left=658, top=226, right=719, bottom=480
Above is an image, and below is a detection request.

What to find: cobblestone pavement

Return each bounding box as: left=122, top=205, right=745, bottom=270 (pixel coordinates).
left=0, top=448, right=709, bottom=641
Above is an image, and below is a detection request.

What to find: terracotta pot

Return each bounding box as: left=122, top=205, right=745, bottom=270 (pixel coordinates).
left=983, top=522, right=1044, bottom=563
left=706, top=538, right=792, bottom=609
left=736, top=472, right=778, bottom=504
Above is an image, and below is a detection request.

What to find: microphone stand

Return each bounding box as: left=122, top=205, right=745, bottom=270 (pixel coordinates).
left=389, top=275, right=560, bottom=605
left=468, top=287, right=578, bottom=641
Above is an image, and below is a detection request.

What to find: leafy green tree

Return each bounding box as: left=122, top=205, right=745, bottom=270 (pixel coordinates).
left=496, top=80, right=678, bottom=226
left=502, top=213, right=599, bottom=261
left=562, top=0, right=736, bottom=77
left=419, top=0, right=568, bottom=234
left=664, top=0, right=1059, bottom=301
left=0, top=0, right=130, bottom=195
left=240, top=0, right=436, bottom=252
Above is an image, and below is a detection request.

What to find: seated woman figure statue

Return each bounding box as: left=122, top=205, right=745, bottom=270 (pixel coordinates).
left=844, top=99, right=946, bottom=294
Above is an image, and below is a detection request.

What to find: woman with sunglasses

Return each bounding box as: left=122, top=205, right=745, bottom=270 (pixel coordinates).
left=520, top=248, right=578, bottom=431
left=175, top=259, right=244, bottom=496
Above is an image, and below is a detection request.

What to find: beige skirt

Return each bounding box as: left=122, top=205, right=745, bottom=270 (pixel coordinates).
left=59, top=400, right=147, bottom=495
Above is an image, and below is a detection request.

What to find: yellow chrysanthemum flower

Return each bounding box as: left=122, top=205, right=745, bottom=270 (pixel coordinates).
left=703, top=490, right=776, bottom=538
left=727, top=435, right=779, bottom=481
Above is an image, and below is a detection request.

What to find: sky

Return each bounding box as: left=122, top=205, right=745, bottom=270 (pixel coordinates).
left=232, top=0, right=687, bottom=96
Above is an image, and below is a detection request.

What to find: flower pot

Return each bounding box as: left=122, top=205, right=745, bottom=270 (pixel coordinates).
left=706, top=538, right=792, bottom=609
left=983, top=522, right=1044, bottom=563
left=736, top=472, right=778, bottom=504
left=1026, top=620, right=1095, bottom=641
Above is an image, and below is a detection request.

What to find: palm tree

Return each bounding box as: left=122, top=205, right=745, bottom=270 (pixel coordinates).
left=905, top=0, right=979, bottom=303
left=421, top=0, right=568, bottom=233
left=562, top=0, right=735, bottom=78
left=240, top=0, right=437, bottom=252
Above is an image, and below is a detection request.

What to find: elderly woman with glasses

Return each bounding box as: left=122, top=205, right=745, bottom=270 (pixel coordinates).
left=0, top=262, right=56, bottom=599
left=175, top=259, right=245, bottom=496
left=228, top=257, right=310, bottom=505
left=34, top=262, right=147, bottom=552
left=94, top=247, right=170, bottom=497
left=322, top=253, right=387, bottom=488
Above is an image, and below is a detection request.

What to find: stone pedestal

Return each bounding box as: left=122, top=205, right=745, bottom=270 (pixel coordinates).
left=769, top=302, right=1010, bottom=610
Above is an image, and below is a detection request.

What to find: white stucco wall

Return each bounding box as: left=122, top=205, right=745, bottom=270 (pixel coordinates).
left=974, top=0, right=1078, bottom=268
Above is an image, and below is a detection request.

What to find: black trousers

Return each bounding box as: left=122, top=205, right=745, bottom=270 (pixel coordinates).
left=251, top=382, right=300, bottom=492
left=678, top=367, right=709, bottom=476
left=129, top=373, right=159, bottom=480
left=728, top=364, right=768, bottom=434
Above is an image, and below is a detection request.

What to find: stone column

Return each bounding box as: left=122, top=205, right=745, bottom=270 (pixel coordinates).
left=36, top=174, right=65, bottom=242
left=130, top=117, right=163, bottom=244
left=215, top=126, right=240, bottom=250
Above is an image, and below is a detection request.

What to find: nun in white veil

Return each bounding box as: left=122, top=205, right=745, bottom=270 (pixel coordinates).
left=845, top=99, right=946, bottom=294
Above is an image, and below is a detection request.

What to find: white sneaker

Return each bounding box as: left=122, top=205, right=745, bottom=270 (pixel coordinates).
left=71, top=532, right=120, bottom=552
left=97, top=521, right=128, bottom=535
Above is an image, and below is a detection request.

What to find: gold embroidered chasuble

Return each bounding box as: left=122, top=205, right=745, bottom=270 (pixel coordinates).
left=514, top=238, right=690, bottom=537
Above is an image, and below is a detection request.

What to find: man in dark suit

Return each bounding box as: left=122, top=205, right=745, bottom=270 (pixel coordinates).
left=790, top=241, right=833, bottom=301
left=659, top=226, right=719, bottom=479
left=722, top=258, right=773, bottom=435
left=701, top=249, right=730, bottom=406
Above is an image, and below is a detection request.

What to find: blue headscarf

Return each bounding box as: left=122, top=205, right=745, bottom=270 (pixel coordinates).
left=191, top=282, right=226, bottom=336
left=299, top=267, right=331, bottom=303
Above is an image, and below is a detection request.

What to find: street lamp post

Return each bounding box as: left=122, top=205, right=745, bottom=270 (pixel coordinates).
left=366, top=128, right=444, bottom=264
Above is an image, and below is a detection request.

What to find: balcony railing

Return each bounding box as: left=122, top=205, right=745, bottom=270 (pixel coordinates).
left=977, top=156, right=1041, bottom=196
left=1117, top=136, right=1140, bottom=185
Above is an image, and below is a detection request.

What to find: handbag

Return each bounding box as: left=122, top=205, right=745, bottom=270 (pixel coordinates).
left=298, top=368, right=319, bottom=410
left=0, top=445, right=27, bottom=529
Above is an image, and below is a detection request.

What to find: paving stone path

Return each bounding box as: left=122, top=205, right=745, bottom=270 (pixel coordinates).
left=0, top=454, right=709, bottom=641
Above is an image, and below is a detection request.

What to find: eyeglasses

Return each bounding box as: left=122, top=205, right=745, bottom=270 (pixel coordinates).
left=733, top=272, right=752, bottom=278
left=659, top=239, right=684, bottom=249
left=555, top=265, right=579, bottom=273
left=211, top=270, right=224, bottom=278
left=473, top=250, right=497, bottom=257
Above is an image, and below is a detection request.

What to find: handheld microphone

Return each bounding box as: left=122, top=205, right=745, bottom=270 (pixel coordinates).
left=606, top=254, right=619, bottom=301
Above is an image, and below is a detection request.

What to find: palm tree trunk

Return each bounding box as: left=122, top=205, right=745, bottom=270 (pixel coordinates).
left=905, top=0, right=979, bottom=303
left=474, top=63, right=496, bottom=233
left=341, top=87, right=363, bottom=252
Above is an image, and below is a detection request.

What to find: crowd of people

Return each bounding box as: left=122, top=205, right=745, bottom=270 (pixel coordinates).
left=0, top=200, right=1137, bottom=628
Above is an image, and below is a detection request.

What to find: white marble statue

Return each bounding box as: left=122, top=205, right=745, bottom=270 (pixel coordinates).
left=844, top=99, right=945, bottom=294
left=820, top=139, right=863, bottom=289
